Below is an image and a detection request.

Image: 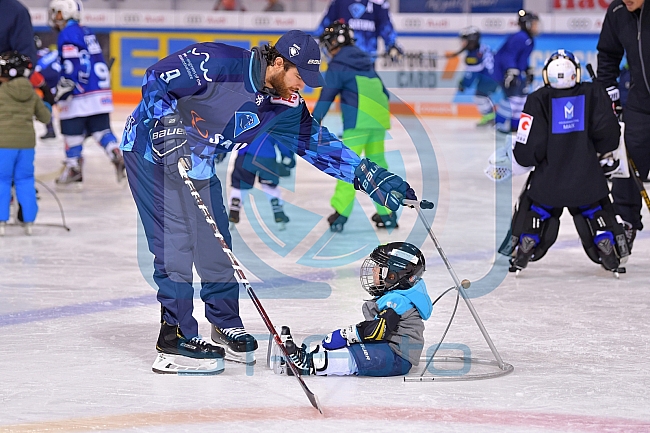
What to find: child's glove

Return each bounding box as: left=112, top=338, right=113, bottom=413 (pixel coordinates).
left=354, top=158, right=417, bottom=211
left=150, top=114, right=191, bottom=176
left=503, top=68, right=521, bottom=90
left=606, top=86, right=623, bottom=121
left=599, top=152, right=620, bottom=178
left=321, top=309, right=400, bottom=350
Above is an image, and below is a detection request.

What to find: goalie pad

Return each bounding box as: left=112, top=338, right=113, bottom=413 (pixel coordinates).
left=569, top=198, right=631, bottom=269
left=511, top=201, right=561, bottom=263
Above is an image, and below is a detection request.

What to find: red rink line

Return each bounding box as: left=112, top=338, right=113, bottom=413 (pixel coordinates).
left=1, top=406, right=649, bottom=432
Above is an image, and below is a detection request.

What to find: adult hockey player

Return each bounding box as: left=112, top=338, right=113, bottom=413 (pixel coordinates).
left=227, top=133, right=294, bottom=230
left=507, top=50, right=630, bottom=274
left=596, top=0, right=650, bottom=251
left=451, top=26, right=498, bottom=127
left=313, top=20, right=395, bottom=232
left=271, top=242, right=431, bottom=377
left=315, top=0, right=402, bottom=61
left=492, top=10, right=539, bottom=134
left=48, top=0, right=125, bottom=187
left=120, top=30, right=417, bottom=374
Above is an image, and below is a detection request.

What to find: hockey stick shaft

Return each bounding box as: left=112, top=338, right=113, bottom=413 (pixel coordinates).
left=402, top=199, right=506, bottom=369
left=176, top=159, right=322, bottom=414
left=628, top=157, right=650, bottom=212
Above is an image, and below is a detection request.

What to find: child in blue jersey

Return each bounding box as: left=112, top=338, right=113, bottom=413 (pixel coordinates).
left=119, top=30, right=417, bottom=374
left=316, top=0, right=402, bottom=61
left=272, top=242, right=432, bottom=377
left=34, top=36, right=61, bottom=139
left=451, top=26, right=498, bottom=127
left=492, top=10, right=539, bottom=134
left=48, top=0, right=124, bottom=187
left=227, top=133, right=295, bottom=230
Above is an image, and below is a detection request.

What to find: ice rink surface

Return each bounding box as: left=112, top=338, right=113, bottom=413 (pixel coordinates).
left=1, top=103, right=649, bottom=433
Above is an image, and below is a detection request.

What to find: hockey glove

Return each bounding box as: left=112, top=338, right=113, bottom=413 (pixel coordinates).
left=150, top=114, right=191, bottom=176
left=54, top=76, right=75, bottom=102
left=525, top=67, right=535, bottom=86
left=387, top=44, right=404, bottom=63
left=354, top=158, right=417, bottom=212
left=322, top=325, right=361, bottom=351
left=606, top=86, right=623, bottom=121
left=599, top=152, right=620, bottom=178
left=503, top=68, right=521, bottom=90
left=277, top=155, right=296, bottom=177
left=356, top=308, right=400, bottom=342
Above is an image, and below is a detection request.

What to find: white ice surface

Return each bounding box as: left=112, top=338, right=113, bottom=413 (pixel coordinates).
left=1, top=106, right=649, bottom=433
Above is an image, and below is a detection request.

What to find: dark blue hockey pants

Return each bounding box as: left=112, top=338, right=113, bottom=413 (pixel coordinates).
left=124, top=151, right=242, bottom=338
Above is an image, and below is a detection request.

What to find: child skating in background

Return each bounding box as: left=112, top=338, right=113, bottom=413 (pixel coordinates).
left=272, top=242, right=432, bottom=377
left=227, top=133, right=295, bottom=230
left=0, top=51, right=52, bottom=236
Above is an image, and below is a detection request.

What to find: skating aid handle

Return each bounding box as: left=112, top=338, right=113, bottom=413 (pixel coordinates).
left=402, top=199, right=434, bottom=209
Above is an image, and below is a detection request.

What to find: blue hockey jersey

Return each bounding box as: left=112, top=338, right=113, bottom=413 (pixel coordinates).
left=491, top=30, right=534, bottom=85
left=56, top=21, right=113, bottom=119
left=121, top=42, right=361, bottom=181
left=316, top=0, right=398, bottom=58
left=35, top=48, right=61, bottom=92
left=460, top=44, right=495, bottom=89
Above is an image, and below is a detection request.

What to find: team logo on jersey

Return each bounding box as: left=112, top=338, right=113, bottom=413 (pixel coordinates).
left=349, top=2, right=366, bottom=18
left=190, top=48, right=213, bottom=83
left=551, top=95, right=585, bottom=134
left=191, top=110, right=209, bottom=139
left=234, top=112, right=260, bottom=137
left=516, top=113, right=533, bottom=144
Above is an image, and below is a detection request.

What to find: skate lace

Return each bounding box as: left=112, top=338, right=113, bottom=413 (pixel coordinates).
left=289, top=345, right=310, bottom=369
left=188, top=336, right=211, bottom=348
left=221, top=327, right=248, bottom=339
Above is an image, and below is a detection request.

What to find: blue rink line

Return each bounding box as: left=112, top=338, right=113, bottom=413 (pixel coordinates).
left=0, top=294, right=157, bottom=328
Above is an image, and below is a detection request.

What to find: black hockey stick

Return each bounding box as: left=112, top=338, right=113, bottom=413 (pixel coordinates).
left=177, top=158, right=323, bottom=414
left=586, top=63, right=650, bottom=213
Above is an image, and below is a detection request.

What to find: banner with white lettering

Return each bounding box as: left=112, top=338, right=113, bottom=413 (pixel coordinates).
left=400, top=0, right=524, bottom=13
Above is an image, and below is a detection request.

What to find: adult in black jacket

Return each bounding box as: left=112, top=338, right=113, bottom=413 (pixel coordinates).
left=596, top=0, right=650, bottom=249
left=0, top=0, right=37, bottom=64
left=507, top=50, right=630, bottom=274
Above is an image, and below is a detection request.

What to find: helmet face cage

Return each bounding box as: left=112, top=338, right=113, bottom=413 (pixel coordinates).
left=460, top=26, right=480, bottom=50
left=0, top=51, right=33, bottom=79
left=359, top=242, right=426, bottom=297
left=48, top=0, right=82, bottom=29
left=542, top=49, right=581, bottom=89
left=319, top=20, right=355, bottom=54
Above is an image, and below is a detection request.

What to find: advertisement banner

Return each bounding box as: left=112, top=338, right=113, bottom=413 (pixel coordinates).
left=553, top=0, right=612, bottom=12
left=400, top=0, right=524, bottom=13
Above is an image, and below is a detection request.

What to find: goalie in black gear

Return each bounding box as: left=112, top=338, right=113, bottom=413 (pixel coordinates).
left=505, top=50, right=631, bottom=274
left=271, top=242, right=432, bottom=377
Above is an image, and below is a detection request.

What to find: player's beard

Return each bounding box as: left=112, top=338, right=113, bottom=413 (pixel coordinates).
left=268, top=69, right=292, bottom=99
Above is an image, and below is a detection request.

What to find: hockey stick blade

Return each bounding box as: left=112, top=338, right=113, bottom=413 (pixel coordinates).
left=402, top=199, right=434, bottom=209
left=177, top=159, right=323, bottom=414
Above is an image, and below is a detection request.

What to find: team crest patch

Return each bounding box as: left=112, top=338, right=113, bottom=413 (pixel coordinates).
left=516, top=113, right=533, bottom=144
left=234, top=112, right=260, bottom=137
left=551, top=95, right=585, bottom=134
left=349, top=3, right=366, bottom=18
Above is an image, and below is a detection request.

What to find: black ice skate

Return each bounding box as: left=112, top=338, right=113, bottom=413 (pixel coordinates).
left=510, top=235, right=537, bottom=274
left=109, top=147, right=126, bottom=182
left=372, top=212, right=399, bottom=229
left=152, top=321, right=225, bottom=375
left=271, top=198, right=289, bottom=231
left=229, top=198, right=241, bottom=224
left=40, top=122, right=56, bottom=139
left=595, top=234, right=620, bottom=273
left=328, top=211, right=348, bottom=232
left=211, top=325, right=258, bottom=365
left=285, top=338, right=314, bottom=376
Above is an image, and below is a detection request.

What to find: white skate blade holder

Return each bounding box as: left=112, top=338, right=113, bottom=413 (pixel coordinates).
left=152, top=353, right=225, bottom=376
